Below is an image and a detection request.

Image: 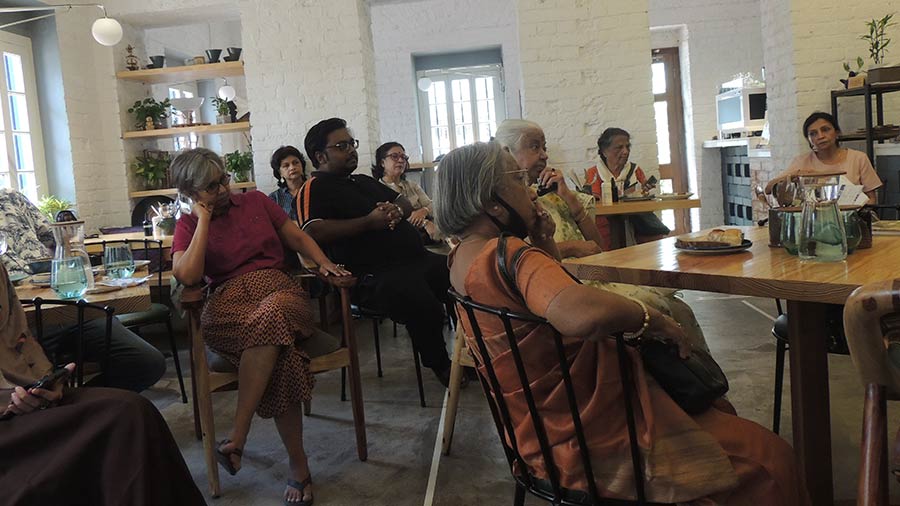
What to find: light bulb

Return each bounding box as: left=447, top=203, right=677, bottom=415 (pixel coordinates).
left=91, top=17, right=123, bottom=46
left=218, top=85, right=236, bottom=101
left=417, top=77, right=432, bottom=92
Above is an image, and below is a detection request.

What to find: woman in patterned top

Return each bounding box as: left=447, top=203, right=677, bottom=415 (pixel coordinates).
left=372, top=142, right=441, bottom=242
left=494, top=119, right=708, bottom=351
left=0, top=188, right=55, bottom=276
left=268, top=145, right=308, bottom=221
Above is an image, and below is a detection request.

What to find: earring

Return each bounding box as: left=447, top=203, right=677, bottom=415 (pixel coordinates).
left=280, top=177, right=285, bottom=184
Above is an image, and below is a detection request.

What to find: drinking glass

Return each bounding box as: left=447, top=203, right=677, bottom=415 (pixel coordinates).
left=797, top=175, right=847, bottom=262
left=780, top=211, right=799, bottom=255
left=104, top=244, right=135, bottom=279
left=51, top=257, right=88, bottom=299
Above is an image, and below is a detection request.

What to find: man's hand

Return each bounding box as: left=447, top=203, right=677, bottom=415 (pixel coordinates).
left=369, top=202, right=403, bottom=231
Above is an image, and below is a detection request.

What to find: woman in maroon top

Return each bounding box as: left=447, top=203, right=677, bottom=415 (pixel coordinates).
left=171, top=148, right=348, bottom=506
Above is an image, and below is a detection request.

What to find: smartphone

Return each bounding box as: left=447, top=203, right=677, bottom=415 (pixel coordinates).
left=536, top=182, right=558, bottom=196
left=24, top=367, right=70, bottom=391
left=645, top=175, right=658, bottom=188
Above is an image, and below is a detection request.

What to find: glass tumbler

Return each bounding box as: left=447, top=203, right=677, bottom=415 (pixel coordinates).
left=51, top=256, right=88, bottom=299
left=104, top=244, right=135, bottom=279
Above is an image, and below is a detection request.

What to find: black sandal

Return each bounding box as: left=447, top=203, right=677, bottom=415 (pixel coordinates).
left=284, top=475, right=313, bottom=506
left=215, top=439, right=243, bottom=476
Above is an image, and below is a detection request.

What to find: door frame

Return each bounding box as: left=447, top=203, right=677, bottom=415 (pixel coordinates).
left=652, top=47, right=689, bottom=233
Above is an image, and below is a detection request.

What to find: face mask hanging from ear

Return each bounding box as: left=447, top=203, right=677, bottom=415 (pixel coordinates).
left=488, top=195, right=530, bottom=239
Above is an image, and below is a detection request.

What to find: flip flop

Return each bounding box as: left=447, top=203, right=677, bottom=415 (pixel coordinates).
left=284, top=475, right=313, bottom=506
left=215, top=439, right=243, bottom=476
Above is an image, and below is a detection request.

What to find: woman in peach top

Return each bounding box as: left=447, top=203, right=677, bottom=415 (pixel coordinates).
left=767, top=111, right=882, bottom=203
left=435, top=141, right=809, bottom=505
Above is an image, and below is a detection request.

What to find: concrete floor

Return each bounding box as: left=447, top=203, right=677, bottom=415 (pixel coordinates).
left=141, top=291, right=900, bottom=505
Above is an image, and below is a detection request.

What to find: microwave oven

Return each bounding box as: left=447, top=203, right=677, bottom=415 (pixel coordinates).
left=716, top=86, right=766, bottom=136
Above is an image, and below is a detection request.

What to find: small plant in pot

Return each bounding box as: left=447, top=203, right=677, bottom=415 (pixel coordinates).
left=841, top=57, right=866, bottom=88
left=131, top=150, right=171, bottom=190
left=127, top=97, right=171, bottom=130
left=210, top=97, right=233, bottom=124
left=224, top=150, right=253, bottom=183
left=861, top=13, right=896, bottom=66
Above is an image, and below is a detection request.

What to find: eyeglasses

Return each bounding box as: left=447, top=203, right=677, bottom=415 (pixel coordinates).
left=202, top=173, right=230, bottom=193
left=325, top=139, right=360, bottom=152
left=502, top=169, right=529, bottom=187
left=386, top=152, right=409, bottom=163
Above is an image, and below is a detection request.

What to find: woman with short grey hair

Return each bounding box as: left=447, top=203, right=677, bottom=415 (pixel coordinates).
left=439, top=142, right=808, bottom=506
left=170, top=147, right=349, bottom=505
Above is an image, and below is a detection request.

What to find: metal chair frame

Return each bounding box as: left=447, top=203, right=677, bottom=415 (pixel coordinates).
left=98, top=238, right=187, bottom=402
left=451, top=289, right=663, bottom=506
left=25, top=297, right=115, bottom=387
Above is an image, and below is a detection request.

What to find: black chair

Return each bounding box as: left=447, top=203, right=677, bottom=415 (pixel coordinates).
left=25, top=297, right=115, bottom=387
left=100, top=239, right=187, bottom=403
left=349, top=304, right=426, bottom=407
left=771, top=298, right=849, bottom=434
left=451, top=289, right=667, bottom=506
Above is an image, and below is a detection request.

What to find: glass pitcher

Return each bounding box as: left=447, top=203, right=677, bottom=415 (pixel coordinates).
left=49, top=221, right=95, bottom=290
left=796, top=173, right=847, bottom=262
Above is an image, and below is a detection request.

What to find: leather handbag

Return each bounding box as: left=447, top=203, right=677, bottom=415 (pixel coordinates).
left=496, top=234, right=728, bottom=415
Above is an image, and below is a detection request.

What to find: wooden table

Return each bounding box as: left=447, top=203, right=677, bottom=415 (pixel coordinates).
left=595, top=198, right=701, bottom=250
left=564, top=226, right=899, bottom=506
left=594, top=197, right=701, bottom=216
left=15, top=274, right=152, bottom=326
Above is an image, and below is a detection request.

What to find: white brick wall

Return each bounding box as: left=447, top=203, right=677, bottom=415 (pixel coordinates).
left=518, top=0, right=658, bottom=181
left=650, top=0, right=764, bottom=227
left=370, top=0, right=521, bottom=163
left=237, top=0, right=380, bottom=192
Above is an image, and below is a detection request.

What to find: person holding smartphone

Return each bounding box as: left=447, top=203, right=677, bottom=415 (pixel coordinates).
left=0, top=262, right=206, bottom=505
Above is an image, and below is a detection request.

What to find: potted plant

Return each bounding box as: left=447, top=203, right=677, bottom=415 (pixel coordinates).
left=224, top=150, right=253, bottom=183
left=861, top=13, right=900, bottom=83
left=127, top=97, right=171, bottom=130
left=131, top=150, right=171, bottom=189
left=210, top=97, right=232, bottom=124
left=841, top=57, right=866, bottom=88
left=36, top=195, right=74, bottom=221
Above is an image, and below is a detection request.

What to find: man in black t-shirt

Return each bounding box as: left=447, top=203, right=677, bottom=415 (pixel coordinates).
left=298, top=118, right=453, bottom=386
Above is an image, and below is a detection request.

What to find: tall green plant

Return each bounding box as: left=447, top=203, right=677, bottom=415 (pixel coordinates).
left=861, top=13, right=896, bottom=65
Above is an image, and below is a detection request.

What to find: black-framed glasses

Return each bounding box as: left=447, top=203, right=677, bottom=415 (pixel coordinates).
left=202, top=173, right=230, bottom=193
left=386, top=152, right=409, bottom=162
left=325, top=139, right=359, bottom=152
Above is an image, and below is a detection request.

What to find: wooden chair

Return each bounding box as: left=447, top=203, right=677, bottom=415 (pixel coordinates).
left=844, top=280, right=900, bottom=506
left=182, top=271, right=366, bottom=498
left=451, top=289, right=669, bottom=506
left=25, top=297, right=115, bottom=387
left=441, top=324, right=475, bottom=455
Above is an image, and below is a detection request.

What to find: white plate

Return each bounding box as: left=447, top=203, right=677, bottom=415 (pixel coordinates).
left=658, top=192, right=694, bottom=201
left=676, top=239, right=753, bottom=255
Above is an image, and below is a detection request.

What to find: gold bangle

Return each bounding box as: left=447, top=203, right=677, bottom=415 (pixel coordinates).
left=623, top=299, right=650, bottom=341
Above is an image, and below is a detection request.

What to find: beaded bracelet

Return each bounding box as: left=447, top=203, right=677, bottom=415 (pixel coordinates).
left=623, top=299, right=650, bottom=341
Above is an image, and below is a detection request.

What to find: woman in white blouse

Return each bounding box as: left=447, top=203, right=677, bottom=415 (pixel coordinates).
left=372, top=142, right=441, bottom=241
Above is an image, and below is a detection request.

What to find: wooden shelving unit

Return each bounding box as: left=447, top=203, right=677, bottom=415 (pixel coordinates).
left=831, top=81, right=900, bottom=162
left=129, top=182, right=256, bottom=198
left=122, top=121, right=250, bottom=139
left=116, top=61, right=244, bottom=85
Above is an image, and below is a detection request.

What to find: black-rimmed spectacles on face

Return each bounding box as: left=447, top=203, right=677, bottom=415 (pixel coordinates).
left=325, top=139, right=359, bottom=153
left=202, top=173, right=231, bottom=193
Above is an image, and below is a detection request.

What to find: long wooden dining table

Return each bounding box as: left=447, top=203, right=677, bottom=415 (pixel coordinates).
left=564, top=225, right=900, bottom=506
